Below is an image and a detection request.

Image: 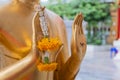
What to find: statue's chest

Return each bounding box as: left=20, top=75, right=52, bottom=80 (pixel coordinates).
left=0, top=12, right=59, bottom=45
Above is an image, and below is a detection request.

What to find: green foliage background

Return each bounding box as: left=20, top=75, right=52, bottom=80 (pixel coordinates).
left=47, top=0, right=110, bottom=21
left=46, top=0, right=111, bottom=45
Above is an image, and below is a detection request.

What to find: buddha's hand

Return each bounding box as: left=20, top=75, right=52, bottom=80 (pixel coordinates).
left=59, top=13, right=87, bottom=80
left=71, top=13, right=86, bottom=62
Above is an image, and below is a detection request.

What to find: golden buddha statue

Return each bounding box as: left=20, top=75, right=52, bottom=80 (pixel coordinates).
left=0, top=0, right=86, bottom=80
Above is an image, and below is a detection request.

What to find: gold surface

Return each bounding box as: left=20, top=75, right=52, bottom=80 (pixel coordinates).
left=0, top=0, right=87, bottom=80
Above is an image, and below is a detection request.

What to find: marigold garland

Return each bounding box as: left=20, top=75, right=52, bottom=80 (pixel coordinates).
left=37, top=63, right=58, bottom=71
left=37, top=37, right=62, bottom=71
left=37, top=38, right=62, bottom=51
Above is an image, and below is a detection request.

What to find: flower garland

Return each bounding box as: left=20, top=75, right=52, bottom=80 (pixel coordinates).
left=37, top=38, right=62, bottom=51
left=37, top=63, right=58, bottom=71
left=37, top=37, right=62, bottom=71
left=34, top=4, right=62, bottom=72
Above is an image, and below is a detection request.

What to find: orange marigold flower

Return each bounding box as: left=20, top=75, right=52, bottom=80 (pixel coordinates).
left=37, top=63, right=58, bottom=71
left=37, top=38, right=62, bottom=51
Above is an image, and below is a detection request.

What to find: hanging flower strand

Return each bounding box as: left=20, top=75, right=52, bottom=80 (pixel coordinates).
left=37, top=38, right=62, bottom=71
left=35, top=4, right=62, bottom=72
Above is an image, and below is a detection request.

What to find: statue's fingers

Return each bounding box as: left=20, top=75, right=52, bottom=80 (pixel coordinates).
left=74, top=13, right=83, bottom=36
left=74, top=14, right=79, bottom=24
left=75, top=14, right=81, bottom=25
left=74, top=14, right=82, bottom=36
left=77, top=14, right=84, bottom=35
left=72, top=13, right=82, bottom=37
left=72, top=14, right=80, bottom=30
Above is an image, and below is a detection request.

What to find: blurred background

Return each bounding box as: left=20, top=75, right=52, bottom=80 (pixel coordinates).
left=1, top=0, right=120, bottom=80
left=44, top=0, right=116, bottom=45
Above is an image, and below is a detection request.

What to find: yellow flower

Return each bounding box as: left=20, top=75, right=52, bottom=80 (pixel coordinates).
left=37, top=37, right=61, bottom=71
left=37, top=38, right=62, bottom=51
left=37, top=63, right=58, bottom=71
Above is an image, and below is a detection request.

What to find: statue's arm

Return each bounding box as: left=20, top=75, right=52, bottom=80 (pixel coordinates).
left=58, top=13, right=87, bottom=80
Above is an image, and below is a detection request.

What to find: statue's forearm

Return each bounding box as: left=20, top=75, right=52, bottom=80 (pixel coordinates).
left=58, top=13, right=86, bottom=80
left=58, top=55, right=81, bottom=80
left=0, top=51, right=37, bottom=80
